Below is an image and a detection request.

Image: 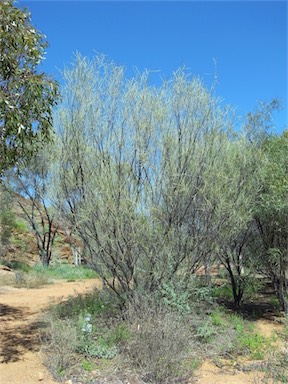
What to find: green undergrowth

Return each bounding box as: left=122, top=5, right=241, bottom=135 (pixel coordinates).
left=33, top=263, right=98, bottom=281
left=42, top=285, right=280, bottom=384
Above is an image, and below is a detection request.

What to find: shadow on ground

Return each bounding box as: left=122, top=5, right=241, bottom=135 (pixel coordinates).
left=0, top=303, right=47, bottom=363
left=217, top=281, right=281, bottom=321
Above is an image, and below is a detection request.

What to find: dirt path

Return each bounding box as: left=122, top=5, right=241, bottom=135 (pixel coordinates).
left=0, top=279, right=101, bottom=384
left=0, top=280, right=284, bottom=384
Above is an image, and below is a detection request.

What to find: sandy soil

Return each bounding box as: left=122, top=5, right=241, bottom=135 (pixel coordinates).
left=0, top=279, right=101, bottom=384
left=0, top=279, right=284, bottom=384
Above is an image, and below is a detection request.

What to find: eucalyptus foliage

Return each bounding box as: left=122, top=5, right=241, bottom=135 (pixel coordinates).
left=0, top=0, right=59, bottom=175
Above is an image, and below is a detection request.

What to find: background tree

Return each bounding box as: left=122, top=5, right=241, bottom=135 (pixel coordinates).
left=252, top=132, right=288, bottom=312
left=0, top=0, right=59, bottom=176
left=7, top=147, right=59, bottom=266
left=203, top=136, right=263, bottom=307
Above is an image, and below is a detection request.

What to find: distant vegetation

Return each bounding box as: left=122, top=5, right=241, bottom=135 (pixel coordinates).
left=0, top=260, right=97, bottom=288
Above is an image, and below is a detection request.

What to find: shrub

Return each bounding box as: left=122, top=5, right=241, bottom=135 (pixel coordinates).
left=50, top=288, right=118, bottom=320
left=212, top=283, right=234, bottom=301
left=76, top=313, right=118, bottom=359
left=43, top=318, right=78, bottom=379
left=0, top=269, right=50, bottom=288
left=6, top=260, right=31, bottom=272
left=196, top=319, right=217, bottom=342
left=124, top=300, right=197, bottom=383
left=160, top=281, right=191, bottom=316
left=15, top=271, right=51, bottom=288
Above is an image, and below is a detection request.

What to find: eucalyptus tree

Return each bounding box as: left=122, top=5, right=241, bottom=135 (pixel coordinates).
left=0, top=0, right=59, bottom=176
left=55, top=54, right=260, bottom=303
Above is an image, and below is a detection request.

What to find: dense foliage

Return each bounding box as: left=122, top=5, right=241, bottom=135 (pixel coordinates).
left=0, top=0, right=59, bottom=175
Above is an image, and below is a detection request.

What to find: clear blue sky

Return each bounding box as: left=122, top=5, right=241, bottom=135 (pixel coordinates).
left=20, top=1, right=287, bottom=132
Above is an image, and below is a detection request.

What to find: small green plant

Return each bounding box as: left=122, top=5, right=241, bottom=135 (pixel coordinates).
left=228, top=316, right=272, bottom=360
left=160, top=281, right=191, bottom=315
left=212, top=283, right=234, bottom=301
left=13, top=219, right=28, bottom=233
left=77, top=313, right=117, bottom=359
left=196, top=319, right=217, bottom=342
left=79, top=341, right=117, bottom=359
left=81, top=358, right=93, bottom=372
left=229, top=313, right=245, bottom=333
left=238, top=332, right=267, bottom=359
left=210, top=310, right=225, bottom=326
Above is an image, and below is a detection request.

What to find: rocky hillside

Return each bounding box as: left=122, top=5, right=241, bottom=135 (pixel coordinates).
left=0, top=192, right=78, bottom=266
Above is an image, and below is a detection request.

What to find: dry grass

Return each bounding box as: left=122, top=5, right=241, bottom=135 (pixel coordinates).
left=123, top=299, right=200, bottom=383
left=41, top=316, right=78, bottom=379
left=0, top=271, right=51, bottom=288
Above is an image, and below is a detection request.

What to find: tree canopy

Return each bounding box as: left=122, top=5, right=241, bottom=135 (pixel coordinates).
left=0, top=0, right=59, bottom=176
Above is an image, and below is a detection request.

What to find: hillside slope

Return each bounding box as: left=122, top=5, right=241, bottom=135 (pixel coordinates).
left=0, top=192, right=77, bottom=267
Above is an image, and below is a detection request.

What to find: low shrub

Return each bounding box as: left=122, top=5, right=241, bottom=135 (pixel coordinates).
left=264, top=348, right=288, bottom=383
left=43, top=317, right=78, bottom=379
left=0, top=269, right=50, bottom=288
left=42, top=283, right=283, bottom=383
left=124, top=299, right=198, bottom=383
left=212, top=283, right=234, bottom=301
left=15, top=271, right=51, bottom=288
left=50, top=288, right=118, bottom=320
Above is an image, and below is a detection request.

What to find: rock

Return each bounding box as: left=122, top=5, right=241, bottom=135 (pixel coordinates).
left=38, top=371, right=44, bottom=381
left=64, top=380, right=73, bottom=384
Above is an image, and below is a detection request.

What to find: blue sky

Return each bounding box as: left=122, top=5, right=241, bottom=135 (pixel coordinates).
left=20, top=1, right=287, bottom=132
